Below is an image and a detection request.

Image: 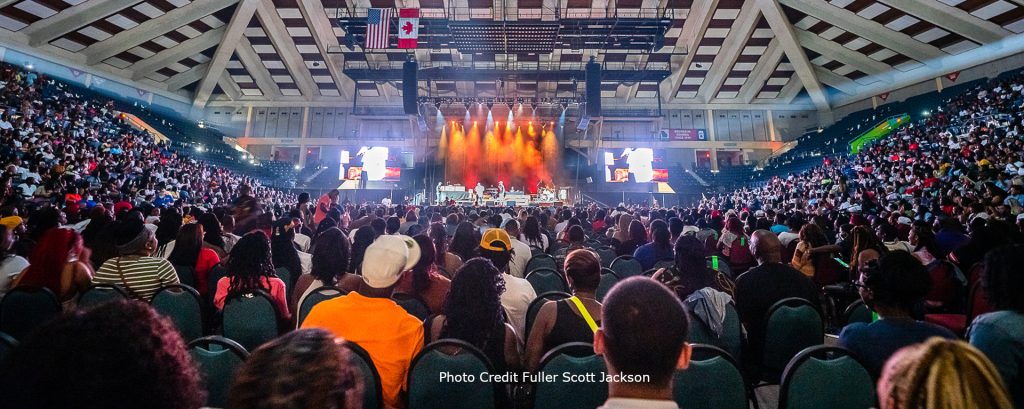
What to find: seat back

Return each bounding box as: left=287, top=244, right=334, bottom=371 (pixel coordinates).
left=686, top=303, right=743, bottom=364
left=925, top=261, right=961, bottom=310
left=843, top=300, right=873, bottom=326
left=151, top=284, right=204, bottom=342
left=526, top=254, right=559, bottom=274
left=526, top=268, right=569, bottom=294
left=223, top=290, right=280, bottom=351
left=654, top=258, right=675, bottom=270
left=595, top=247, right=617, bottom=268
left=967, top=281, right=994, bottom=322
left=76, top=283, right=129, bottom=308
left=188, top=336, right=249, bottom=408
left=530, top=246, right=545, bottom=257
left=524, top=291, right=571, bottom=340
left=273, top=267, right=293, bottom=295
left=172, top=264, right=197, bottom=288
left=343, top=341, right=383, bottom=409
left=812, top=256, right=847, bottom=287
left=408, top=339, right=497, bottom=409
left=673, top=345, right=748, bottom=409
left=706, top=256, right=734, bottom=279
left=0, top=331, right=17, bottom=362
left=781, top=240, right=799, bottom=263
left=0, top=286, right=61, bottom=340
left=534, top=342, right=607, bottom=409
left=206, top=264, right=229, bottom=305
left=297, top=286, right=347, bottom=327
left=610, top=255, right=643, bottom=278
left=779, top=346, right=875, bottom=409
left=393, top=293, right=430, bottom=321
left=761, top=298, right=824, bottom=382
left=596, top=270, right=620, bottom=302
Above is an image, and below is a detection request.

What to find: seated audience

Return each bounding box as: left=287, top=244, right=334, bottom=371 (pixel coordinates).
left=214, top=231, right=291, bottom=320
left=525, top=249, right=602, bottom=371
left=0, top=225, right=30, bottom=293
left=0, top=300, right=205, bottom=409
left=502, top=219, right=532, bottom=278
left=596, top=277, right=691, bottom=408
left=968, top=244, right=1024, bottom=408
left=292, top=227, right=360, bottom=314
left=633, top=220, right=673, bottom=270
left=92, top=218, right=178, bottom=302
left=840, top=250, right=956, bottom=375
left=166, top=223, right=220, bottom=298
left=228, top=329, right=363, bottom=409
left=878, top=338, right=1013, bottom=409
left=11, top=227, right=93, bottom=306
left=395, top=235, right=452, bottom=314
left=478, top=228, right=536, bottom=338
left=429, top=223, right=463, bottom=276
left=301, top=235, right=424, bottom=409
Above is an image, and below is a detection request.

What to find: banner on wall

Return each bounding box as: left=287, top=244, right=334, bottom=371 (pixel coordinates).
left=659, top=128, right=707, bottom=141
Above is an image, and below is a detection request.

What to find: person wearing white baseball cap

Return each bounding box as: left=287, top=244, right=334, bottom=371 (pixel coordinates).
left=301, top=235, right=424, bottom=408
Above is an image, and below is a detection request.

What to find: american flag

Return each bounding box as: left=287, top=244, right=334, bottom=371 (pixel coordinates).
left=365, top=8, right=393, bottom=49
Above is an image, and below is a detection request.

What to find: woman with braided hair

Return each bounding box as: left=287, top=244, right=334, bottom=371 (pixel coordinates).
left=213, top=231, right=290, bottom=320
left=878, top=338, right=1013, bottom=409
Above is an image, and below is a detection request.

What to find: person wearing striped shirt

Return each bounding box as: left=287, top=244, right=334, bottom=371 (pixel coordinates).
left=93, top=218, right=179, bottom=302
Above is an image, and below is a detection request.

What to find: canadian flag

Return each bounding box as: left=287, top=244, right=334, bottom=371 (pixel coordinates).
left=878, top=92, right=890, bottom=101
left=397, top=8, right=419, bottom=49
left=945, top=71, right=961, bottom=82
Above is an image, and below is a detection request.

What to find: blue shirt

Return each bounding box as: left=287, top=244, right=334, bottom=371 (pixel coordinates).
left=969, top=310, right=1024, bottom=408
left=633, top=242, right=673, bottom=271
left=839, top=318, right=956, bottom=375
left=770, top=224, right=789, bottom=234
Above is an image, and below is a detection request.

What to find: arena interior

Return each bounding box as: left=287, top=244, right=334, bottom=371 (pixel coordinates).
left=0, top=0, right=1022, bottom=408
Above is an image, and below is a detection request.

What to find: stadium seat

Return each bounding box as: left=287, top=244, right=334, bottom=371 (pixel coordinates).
left=0, top=286, right=62, bottom=340
left=686, top=302, right=744, bottom=364
left=610, top=255, right=643, bottom=278
left=172, top=264, right=198, bottom=289
left=534, top=342, right=607, bottom=409
left=76, top=283, right=129, bottom=308
left=654, top=258, right=675, bottom=270
left=758, top=297, right=824, bottom=384
left=673, top=345, right=749, bottom=409
left=779, top=346, right=875, bottom=409
left=526, top=254, right=559, bottom=274
left=706, top=256, right=734, bottom=279
left=274, top=267, right=293, bottom=296
left=924, top=281, right=993, bottom=336
left=530, top=247, right=545, bottom=257
left=206, top=264, right=229, bottom=305
left=297, top=286, right=348, bottom=327
left=0, top=331, right=17, bottom=362
left=924, top=260, right=964, bottom=312
left=222, top=290, right=281, bottom=351
left=342, top=340, right=384, bottom=409
left=843, top=300, right=873, bottom=326
left=524, top=291, right=571, bottom=340
left=408, top=339, right=499, bottom=409
left=188, top=336, right=249, bottom=408
left=393, top=293, right=431, bottom=321
left=596, top=268, right=620, bottom=302
left=595, top=247, right=617, bottom=268
left=151, top=284, right=204, bottom=342
left=526, top=267, right=570, bottom=294
left=812, top=256, right=848, bottom=287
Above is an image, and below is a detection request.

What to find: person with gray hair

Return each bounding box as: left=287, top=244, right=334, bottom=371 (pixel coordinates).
left=92, top=218, right=179, bottom=302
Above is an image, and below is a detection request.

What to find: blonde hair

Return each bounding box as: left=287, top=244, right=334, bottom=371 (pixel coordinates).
left=880, top=337, right=1012, bottom=409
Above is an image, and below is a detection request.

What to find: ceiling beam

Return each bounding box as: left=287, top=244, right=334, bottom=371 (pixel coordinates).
left=24, top=0, right=131, bottom=47
left=696, top=6, right=761, bottom=102
left=234, top=36, right=285, bottom=99
left=813, top=66, right=860, bottom=95
left=778, top=0, right=943, bottom=65
left=795, top=29, right=892, bottom=77
left=130, top=27, right=224, bottom=80
left=0, top=1, right=20, bottom=8
left=297, top=0, right=355, bottom=100
left=255, top=0, right=317, bottom=99
left=778, top=75, right=805, bottom=103
left=165, top=63, right=209, bottom=91
left=738, top=38, right=784, bottom=103
left=661, top=0, right=720, bottom=103
left=83, top=0, right=239, bottom=66
left=877, top=0, right=1009, bottom=44
left=192, top=0, right=258, bottom=109
left=757, top=0, right=830, bottom=111
left=216, top=71, right=242, bottom=101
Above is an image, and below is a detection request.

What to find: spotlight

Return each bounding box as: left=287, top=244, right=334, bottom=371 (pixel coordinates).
left=435, top=101, right=442, bottom=110
left=464, top=101, right=471, bottom=110
left=560, top=102, right=568, bottom=110
left=922, top=110, right=931, bottom=117
left=817, top=127, right=824, bottom=133
left=531, top=102, right=538, bottom=111
left=507, top=102, right=514, bottom=110
left=293, top=164, right=301, bottom=170
left=486, top=102, right=494, bottom=110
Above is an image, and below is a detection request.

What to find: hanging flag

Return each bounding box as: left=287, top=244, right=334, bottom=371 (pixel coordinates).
left=397, top=8, right=420, bottom=49
left=945, top=71, right=960, bottom=82
left=878, top=92, right=890, bottom=101
left=365, top=8, right=393, bottom=49
left=69, top=68, right=84, bottom=78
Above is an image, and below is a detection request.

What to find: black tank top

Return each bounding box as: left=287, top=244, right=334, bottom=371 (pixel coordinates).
left=543, top=300, right=601, bottom=353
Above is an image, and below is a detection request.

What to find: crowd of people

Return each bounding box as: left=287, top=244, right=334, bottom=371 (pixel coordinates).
left=0, top=62, right=1020, bottom=409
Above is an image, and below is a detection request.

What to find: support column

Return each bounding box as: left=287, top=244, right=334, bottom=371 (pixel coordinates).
left=706, top=108, right=718, bottom=172
left=766, top=109, right=777, bottom=142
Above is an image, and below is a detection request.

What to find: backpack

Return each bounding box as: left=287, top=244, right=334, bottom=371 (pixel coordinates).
left=728, top=235, right=753, bottom=266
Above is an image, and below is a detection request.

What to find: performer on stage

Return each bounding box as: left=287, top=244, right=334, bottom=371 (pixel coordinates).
left=498, top=181, right=505, bottom=198
left=436, top=182, right=443, bottom=204
left=475, top=182, right=485, bottom=204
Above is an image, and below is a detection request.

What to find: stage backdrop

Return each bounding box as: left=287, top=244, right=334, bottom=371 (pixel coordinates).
left=438, top=119, right=560, bottom=194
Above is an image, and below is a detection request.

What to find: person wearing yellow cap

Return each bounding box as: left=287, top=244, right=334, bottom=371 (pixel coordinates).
left=0, top=216, right=23, bottom=232
left=477, top=228, right=537, bottom=338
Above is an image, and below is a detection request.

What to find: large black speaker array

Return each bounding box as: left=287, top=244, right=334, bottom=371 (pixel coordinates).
left=403, top=60, right=418, bottom=115
left=585, top=60, right=601, bottom=117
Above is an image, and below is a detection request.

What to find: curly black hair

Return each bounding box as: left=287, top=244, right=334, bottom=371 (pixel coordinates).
left=349, top=227, right=379, bottom=275
left=310, top=227, right=351, bottom=285
left=442, top=258, right=506, bottom=349
left=449, top=221, right=479, bottom=262
left=0, top=300, right=205, bottom=409
left=228, top=329, right=362, bottom=409
left=227, top=231, right=277, bottom=297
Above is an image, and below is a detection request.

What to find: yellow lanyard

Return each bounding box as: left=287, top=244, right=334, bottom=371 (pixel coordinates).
left=568, top=296, right=599, bottom=333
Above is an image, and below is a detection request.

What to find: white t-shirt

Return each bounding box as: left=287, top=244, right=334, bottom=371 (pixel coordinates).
left=0, top=254, right=29, bottom=293
left=294, top=233, right=311, bottom=252
left=520, top=234, right=549, bottom=252
left=508, top=238, right=532, bottom=278
left=500, top=273, right=537, bottom=338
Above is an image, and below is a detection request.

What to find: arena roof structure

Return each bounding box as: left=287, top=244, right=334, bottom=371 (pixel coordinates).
left=2, top=0, right=1024, bottom=112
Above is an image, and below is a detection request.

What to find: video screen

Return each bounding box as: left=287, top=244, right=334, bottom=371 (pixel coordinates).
left=339, top=147, right=399, bottom=181
left=604, top=148, right=668, bottom=183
